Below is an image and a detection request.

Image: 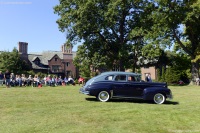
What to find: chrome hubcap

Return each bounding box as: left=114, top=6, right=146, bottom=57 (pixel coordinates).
left=100, top=93, right=108, bottom=100
left=154, top=94, right=164, bottom=104
left=155, top=96, right=163, bottom=102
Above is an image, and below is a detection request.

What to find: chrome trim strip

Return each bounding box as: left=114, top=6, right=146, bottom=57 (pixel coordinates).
left=110, top=90, right=113, bottom=98
left=112, top=96, right=143, bottom=99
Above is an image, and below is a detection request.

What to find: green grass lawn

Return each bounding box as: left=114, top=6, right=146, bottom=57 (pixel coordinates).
left=0, top=85, right=200, bottom=133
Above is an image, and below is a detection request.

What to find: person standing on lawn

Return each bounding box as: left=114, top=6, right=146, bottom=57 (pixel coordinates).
left=4, top=70, right=11, bottom=88
left=0, top=71, right=4, bottom=86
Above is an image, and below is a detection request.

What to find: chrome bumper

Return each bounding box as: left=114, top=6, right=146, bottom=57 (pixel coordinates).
left=167, top=92, right=173, bottom=100
left=79, top=88, right=90, bottom=95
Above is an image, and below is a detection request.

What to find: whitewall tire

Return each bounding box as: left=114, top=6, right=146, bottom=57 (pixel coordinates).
left=97, top=91, right=110, bottom=102
left=153, top=93, right=165, bottom=104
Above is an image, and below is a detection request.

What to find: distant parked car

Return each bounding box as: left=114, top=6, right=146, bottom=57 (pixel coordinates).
left=79, top=71, right=173, bottom=104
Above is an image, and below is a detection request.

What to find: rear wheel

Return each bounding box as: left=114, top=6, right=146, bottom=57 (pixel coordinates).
left=97, top=91, right=110, bottom=102
left=153, top=93, right=165, bottom=104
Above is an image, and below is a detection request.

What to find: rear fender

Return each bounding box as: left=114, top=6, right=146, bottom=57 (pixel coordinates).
left=89, top=88, right=111, bottom=96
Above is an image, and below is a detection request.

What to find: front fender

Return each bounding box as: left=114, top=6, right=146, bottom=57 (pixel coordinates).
left=143, top=87, right=171, bottom=100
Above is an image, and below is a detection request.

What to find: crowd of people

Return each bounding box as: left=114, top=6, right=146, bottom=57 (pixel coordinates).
left=0, top=70, right=85, bottom=88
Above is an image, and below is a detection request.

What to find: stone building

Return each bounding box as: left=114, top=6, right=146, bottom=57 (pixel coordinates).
left=18, top=42, right=77, bottom=78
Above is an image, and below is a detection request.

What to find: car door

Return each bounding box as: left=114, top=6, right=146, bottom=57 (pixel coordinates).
left=126, top=82, right=144, bottom=97
left=112, top=75, right=129, bottom=97
left=124, top=75, right=144, bottom=97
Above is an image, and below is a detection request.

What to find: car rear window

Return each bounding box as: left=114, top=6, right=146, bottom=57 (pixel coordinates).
left=105, top=75, right=114, bottom=80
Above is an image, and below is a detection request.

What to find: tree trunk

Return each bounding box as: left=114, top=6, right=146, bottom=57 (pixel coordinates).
left=119, top=60, right=125, bottom=71
left=190, top=61, right=199, bottom=85
left=132, top=60, right=137, bottom=73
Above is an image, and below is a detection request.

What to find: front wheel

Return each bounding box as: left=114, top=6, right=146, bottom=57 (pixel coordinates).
left=97, top=91, right=110, bottom=102
left=153, top=93, right=165, bottom=104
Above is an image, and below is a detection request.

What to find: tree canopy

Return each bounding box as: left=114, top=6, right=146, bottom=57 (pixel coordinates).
left=54, top=0, right=200, bottom=80
left=54, top=0, right=155, bottom=71
left=148, top=0, right=200, bottom=79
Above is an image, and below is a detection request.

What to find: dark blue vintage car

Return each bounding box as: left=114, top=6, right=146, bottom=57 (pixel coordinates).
left=80, top=71, right=173, bottom=104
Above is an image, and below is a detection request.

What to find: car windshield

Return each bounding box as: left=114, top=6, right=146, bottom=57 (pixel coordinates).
left=135, top=75, right=141, bottom=81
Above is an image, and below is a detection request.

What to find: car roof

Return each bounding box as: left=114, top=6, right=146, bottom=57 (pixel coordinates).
left=99, top=71, right=141, bottom=76
left=84, top=71, right=141, bottom=87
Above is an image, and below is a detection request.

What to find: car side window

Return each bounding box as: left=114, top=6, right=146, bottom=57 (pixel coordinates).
left=128, top=76, right=136, bottom=82
left=105, top=75, right=114, bottom=80
left=115, top=75, right=126, bottom=81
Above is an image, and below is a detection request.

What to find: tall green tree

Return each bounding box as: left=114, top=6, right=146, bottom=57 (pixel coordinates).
left=165, top=51, right=190, bottom=83
left=54, top=0, right=154, bottom=71
left=148, top=0, right=200, bottom=80
left=73, top=45, right=91, bottom=78
left=0, top=48, right=30, bottom=74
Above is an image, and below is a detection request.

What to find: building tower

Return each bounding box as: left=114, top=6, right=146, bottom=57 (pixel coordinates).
left=18, top=42, right=28, bottom=54
left=18, top=42, right=29, bottom=63
left=61, top=43, right=72, bottom=54
left=61, top=43, right=75, bottom=77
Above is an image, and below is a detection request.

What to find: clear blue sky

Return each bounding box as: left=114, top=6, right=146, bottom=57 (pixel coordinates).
left=0, top=0, right=79, bottom=52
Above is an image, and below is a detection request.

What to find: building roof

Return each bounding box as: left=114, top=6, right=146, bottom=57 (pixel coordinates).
left=28, top=51, right=75, bottom=69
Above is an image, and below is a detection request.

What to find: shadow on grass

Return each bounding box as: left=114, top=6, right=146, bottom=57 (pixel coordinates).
left=164, top=100, right=179, bottom=105
left=85, top=97, right=179, bottom=105
left=169, top=83, right=190, bottom=86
